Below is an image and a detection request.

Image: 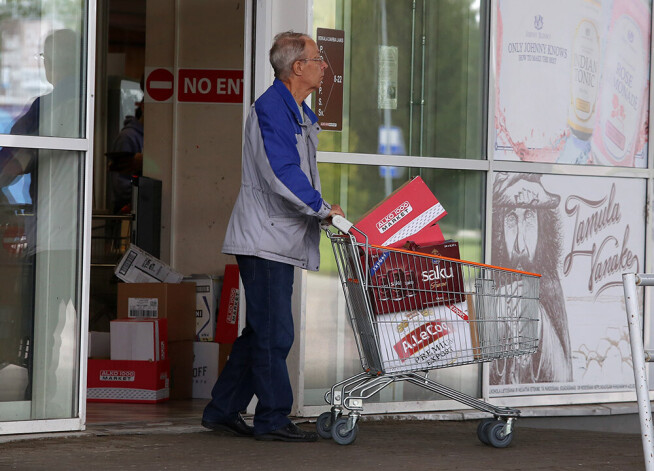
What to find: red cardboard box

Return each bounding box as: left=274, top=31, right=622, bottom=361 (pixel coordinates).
left=365, top=240, right=464, bottom=315
left=354, top=177, right=447, bottom=247
left=87, top=359, right=170, bottom=403
left=216, top=265, right=240, bottom=343
left=403, top=239, right=459, bottom=256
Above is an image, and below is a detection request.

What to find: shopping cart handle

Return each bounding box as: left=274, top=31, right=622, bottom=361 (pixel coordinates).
left=332, top=215, right=354, bottom=233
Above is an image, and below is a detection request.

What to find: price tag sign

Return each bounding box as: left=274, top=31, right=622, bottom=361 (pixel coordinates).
left=316, top=28, right=345, bottom=131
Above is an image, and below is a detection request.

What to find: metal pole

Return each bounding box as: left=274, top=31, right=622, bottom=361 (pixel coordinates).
left=623, top=273, right=654, bottom=471
left=408, top=0, right=416, bottom=156
left=419, top=0, right=426, bottom=157
left=637, top=273, right=654, bottom=287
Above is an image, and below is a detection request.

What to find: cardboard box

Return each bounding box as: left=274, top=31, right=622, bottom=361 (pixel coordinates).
left=110, top=318, right=168, bottom=362
left=402, top=239, right=460, bottom=257
left=115, top=244, right=184, bottom=283
left=365, top=240, right=464, bottom=315
left=87, top=359, right=170, bottom=403
left=192, top=341, right=218, bottom=399
left=354, top=176, right=447, bottom=247
left=184, top=275, right=221, bottom=342
left=400, top=223, right=445, bottom=247
left=169, top=340, right=194, bottom=399
left=117, top=283, right=196, bottom=341
left=192, top=342, right=233, bottom=399
left=376, top=298, right=478, bottom=374
left=215, top=265, right=240, bottom=343
left=88, top=331, right=110, bottom=358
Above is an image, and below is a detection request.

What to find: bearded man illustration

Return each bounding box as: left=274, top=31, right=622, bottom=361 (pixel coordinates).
left=490, top=173, right=572, bottom=384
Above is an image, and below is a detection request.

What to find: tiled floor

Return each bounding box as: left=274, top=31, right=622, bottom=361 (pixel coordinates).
left=86, top=398, right=207, bottom=425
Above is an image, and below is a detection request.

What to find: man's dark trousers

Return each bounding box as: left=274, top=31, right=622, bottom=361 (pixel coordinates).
left=202, top=255, right=295, bottom=435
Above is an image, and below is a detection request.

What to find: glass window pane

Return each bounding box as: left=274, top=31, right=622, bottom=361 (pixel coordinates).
left=305, top=163, right=484, bottom=404
left=0, top=147, right=82, bottom=420
left=0, top=2, right=87, bottom=138
left=314, top=0, right=487, bottom=158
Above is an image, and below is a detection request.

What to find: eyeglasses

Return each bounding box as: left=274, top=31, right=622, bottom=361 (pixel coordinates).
left=298, top=56, right=324, bottom=63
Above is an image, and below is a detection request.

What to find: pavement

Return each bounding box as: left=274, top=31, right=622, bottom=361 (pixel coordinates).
left=0, top=402, right=648, bottom=471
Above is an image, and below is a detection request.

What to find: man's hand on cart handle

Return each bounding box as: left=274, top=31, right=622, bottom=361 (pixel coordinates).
left=328, top=204, right=345, bottom=220
left=331, top=214, right=355, bottom=234
left=321, top=204, right=351, bottom=232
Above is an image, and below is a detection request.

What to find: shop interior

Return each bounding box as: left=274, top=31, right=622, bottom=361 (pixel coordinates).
left=89, top=0, right=147, bottom=334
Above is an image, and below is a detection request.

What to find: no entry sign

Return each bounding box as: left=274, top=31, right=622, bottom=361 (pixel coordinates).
left=178, top=69, right=244, bottom=103
left=145, top=68, right=175, bottom=102
left=144, top=67, right=244, bottom=104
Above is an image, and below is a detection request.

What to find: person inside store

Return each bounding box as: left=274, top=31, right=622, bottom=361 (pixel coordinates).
left=0, top=28, right=82, bottom=403
left=201, top=31, right=344, bottom=442
left=107, top=76, right=144, bottom=214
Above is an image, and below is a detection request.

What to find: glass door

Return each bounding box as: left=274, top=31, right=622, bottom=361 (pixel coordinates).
left=303, top=0, right=488, bottom=414
left=0, top=0, right=94, bottom=433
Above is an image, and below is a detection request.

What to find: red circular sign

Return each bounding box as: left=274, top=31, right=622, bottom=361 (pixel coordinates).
left=146, top=68, right=175, bottom=102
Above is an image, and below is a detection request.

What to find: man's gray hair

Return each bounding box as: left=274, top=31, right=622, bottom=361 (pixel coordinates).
left=270, top=31, right=311, bottom=80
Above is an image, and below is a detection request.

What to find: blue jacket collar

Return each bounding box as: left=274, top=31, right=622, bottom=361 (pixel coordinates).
left=272, top=78, right=318, bottom=126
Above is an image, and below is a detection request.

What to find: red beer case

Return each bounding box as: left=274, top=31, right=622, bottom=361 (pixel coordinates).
left=363, top=240, right=464, bottom=315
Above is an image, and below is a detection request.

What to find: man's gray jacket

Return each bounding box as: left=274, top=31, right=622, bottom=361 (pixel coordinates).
left=222, top=79, right=331, bottom=271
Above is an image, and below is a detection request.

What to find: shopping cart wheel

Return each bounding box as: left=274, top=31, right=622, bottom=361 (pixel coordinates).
left=486, top=420, right=514, bottom=448
left=317, top=412, right=334, bottom=439
left=476, top=418, right=495, bottom=445
left=331, top=417, right=358, bottom=445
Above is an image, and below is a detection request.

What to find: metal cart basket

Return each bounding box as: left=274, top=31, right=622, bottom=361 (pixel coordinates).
left=317, top=216, right=541, bottom=447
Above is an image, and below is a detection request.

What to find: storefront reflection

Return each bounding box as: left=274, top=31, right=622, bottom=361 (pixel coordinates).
left=0, top=29, right=82, bottom=416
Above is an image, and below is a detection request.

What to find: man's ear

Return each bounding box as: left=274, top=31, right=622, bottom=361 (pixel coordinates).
left=292, top=60, right=303, bottom=77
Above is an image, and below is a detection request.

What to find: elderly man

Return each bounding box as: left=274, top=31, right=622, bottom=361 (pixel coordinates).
left=201, top=32, right=344, bottom=442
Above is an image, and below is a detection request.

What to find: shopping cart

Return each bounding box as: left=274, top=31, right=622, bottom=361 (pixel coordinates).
left=317, top=216, right=541, bottom=446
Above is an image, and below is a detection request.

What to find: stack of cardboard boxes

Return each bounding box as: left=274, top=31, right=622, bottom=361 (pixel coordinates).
left=188, top=267, right=239, bottom=399
left=87, top=245, right=238, bottom=403
left=353, top=176, right=479, bottom=373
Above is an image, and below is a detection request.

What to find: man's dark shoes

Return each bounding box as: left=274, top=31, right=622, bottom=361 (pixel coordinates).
left=255, top=422, right=319, bottom=442
left=202, top=414, right=254, bottom=437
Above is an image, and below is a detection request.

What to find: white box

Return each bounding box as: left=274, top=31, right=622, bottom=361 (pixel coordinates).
left=184, top=275, right=221, bottom=341
left=376, top=300, right=477, bottom=373
left=115, top=244, right=184, bottom=283
left=192, top=341, right=219, bottom=399
left=110, top=319, right=168, bottom=361
left=88, top=331, right=110, bottom=358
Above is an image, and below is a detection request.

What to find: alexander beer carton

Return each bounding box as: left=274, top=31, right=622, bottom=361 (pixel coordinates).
left=376, top=299, right=478, bottom=373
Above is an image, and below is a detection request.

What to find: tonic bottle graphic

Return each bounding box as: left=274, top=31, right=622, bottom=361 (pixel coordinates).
left=568, top=0, right=601, bottom=141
